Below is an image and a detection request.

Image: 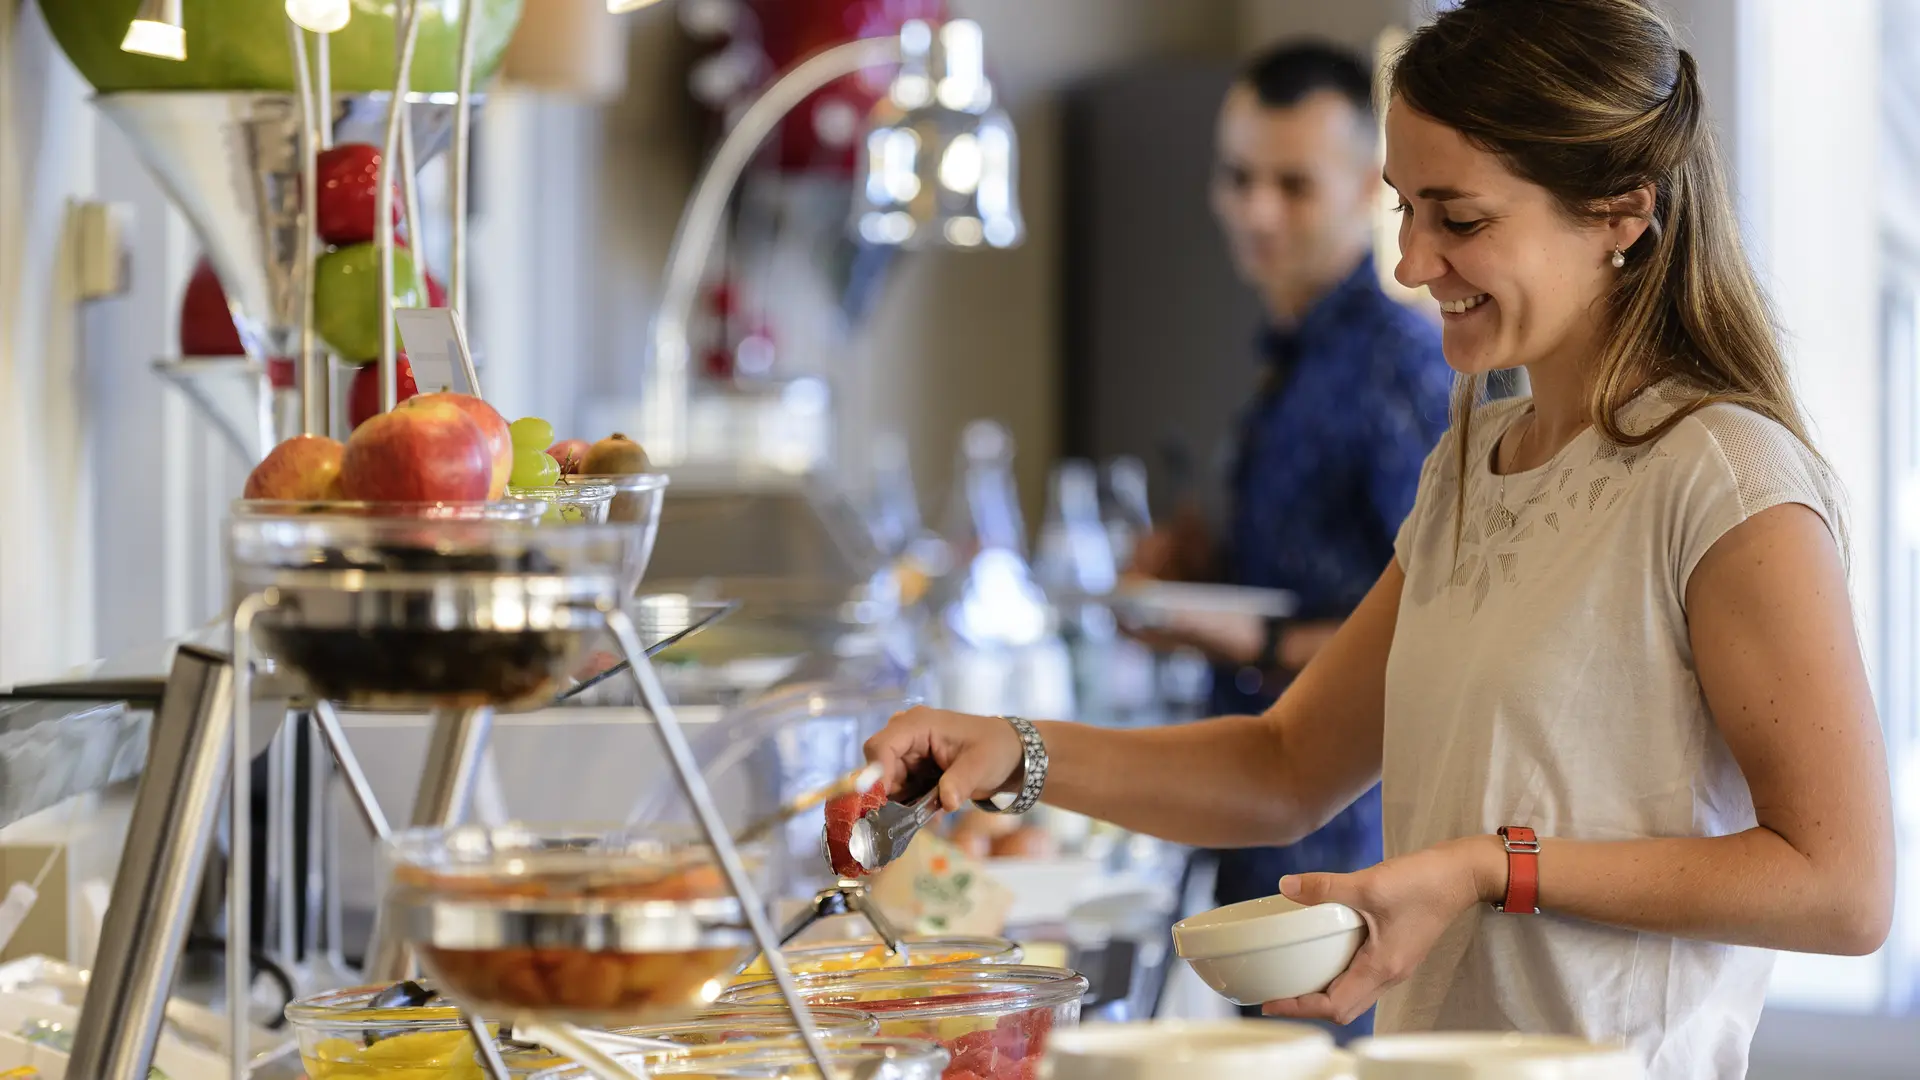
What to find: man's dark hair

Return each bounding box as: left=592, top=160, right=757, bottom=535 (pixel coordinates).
left=1239, top=40, right=1375, bottom=119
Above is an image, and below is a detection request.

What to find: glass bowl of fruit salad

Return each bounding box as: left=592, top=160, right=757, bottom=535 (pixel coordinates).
left=229, top=514, right=642, bottom=710
left=482, top=1033, right=676, bottom=1078
left=718, top=965, right=1088, bottom=1080
left=608, top=1004, right=881, bottom=1045
left=732, top=937, right=1024, bottom=987
left=285, top=982, right=501, bottom=1080
left=383, top=824, right=768, bottom=1027
left=638, top=1035, right=950, bottom=1079
left=508, top=1036, right=949, bottom=1080
left=505, top=480, right=617, bottom=525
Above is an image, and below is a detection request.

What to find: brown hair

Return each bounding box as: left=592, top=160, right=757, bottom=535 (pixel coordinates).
left=1390, top=0, right=1822, bottom=534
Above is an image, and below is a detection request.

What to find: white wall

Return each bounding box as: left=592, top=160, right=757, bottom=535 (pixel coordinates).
left=1668, top=0, right=1894, bottom=1020
left=1236, top=0, right=1417, bottom=52
left=1734, top=0, right=1891, bottom=1013
left=1, top=1, right=96, bottom=682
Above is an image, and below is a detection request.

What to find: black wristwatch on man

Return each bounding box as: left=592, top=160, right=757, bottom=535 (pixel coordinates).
left=1261, top=615, right=1295, bottom=673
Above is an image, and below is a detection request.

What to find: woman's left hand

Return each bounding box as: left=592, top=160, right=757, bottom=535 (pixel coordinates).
left=1261, top=837, right=1498, bottom=1024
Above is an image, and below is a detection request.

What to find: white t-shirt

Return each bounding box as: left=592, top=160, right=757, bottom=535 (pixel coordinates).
left=1378, top=380, right=1842, bottom=1080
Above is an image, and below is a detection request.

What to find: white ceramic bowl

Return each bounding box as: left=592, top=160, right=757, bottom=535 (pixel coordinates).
left=1350, top=1033, right=1644, bottom=1080
left=1171, top=894, right=1365, bottom=1006
left=1040, top=1020, right=1340, bottom=1080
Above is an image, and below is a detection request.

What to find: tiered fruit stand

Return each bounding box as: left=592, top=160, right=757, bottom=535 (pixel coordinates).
left=3, top=5, right=1098, bottom=1079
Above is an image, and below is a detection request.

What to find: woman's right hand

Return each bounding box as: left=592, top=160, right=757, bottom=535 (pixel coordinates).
left=863, top=706, right=1026, bottom=813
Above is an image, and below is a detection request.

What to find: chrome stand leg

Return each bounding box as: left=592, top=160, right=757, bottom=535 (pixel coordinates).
left=267, top=714, right=300, bottom=969
left=410, top=706, right=495, bottom=826
left=311, top=699, right=391, bottom=980
left=470, top=1014, right=512, bottom=1080
left=228, top=594, right=276, bottom=1080
left=304, top=713, right=348, bottom=982
left=603, top=609, right=835, bottom=1078
left=311, top=700, right=391, bottom=839
left=363, top=705, right=494, bottom=981
left=64, top=646, right=235, bottom=1080
left=322, top=752, right=348, bottom=973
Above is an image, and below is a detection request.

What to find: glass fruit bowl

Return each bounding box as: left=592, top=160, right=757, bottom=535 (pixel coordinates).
left=514, top=1036, right=950, bottom=1080
left=228, top=514, right=639, bottom=710
left=645, top=1036, right=948, bottom=1079
left=233, top=499, right=548, bottom=522
left=732, top=938, right=1023, bottom=987
left=285, top=982, right=500, bottom=1080
left=483, top=1005, right=881, bottom=1076
left=574, top=474, right=668, bottom=593
left=507, top=481, right=618, bottom=525
left=609, top=1005, right=880, bottom=1046
left=486, top=1034, right=676, bottom=1078
left=383, top=825, right=764, bottom=1026
left=719, top=966, right=1087, bottom=1080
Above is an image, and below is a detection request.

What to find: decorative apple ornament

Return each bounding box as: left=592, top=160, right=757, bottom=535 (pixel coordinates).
left=316, top=143, right=404, bottom=246
left=705, top=0, right=948, bottom=175
left=180, top=258, right=246, bottom=356
left=547, top=439, right=589, bottom=475
left=314, top=242, right=423, bottom=362
left=414, top=391, right=513, bottom=499
left=347, top=353, right=419, bottom=431
left=244, top=434, right=345, bottom=500
left=339, top=396, right=493, bottom=502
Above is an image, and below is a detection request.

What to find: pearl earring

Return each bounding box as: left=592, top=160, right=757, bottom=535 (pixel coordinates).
left=1610, top=247, right=1627, bottom=269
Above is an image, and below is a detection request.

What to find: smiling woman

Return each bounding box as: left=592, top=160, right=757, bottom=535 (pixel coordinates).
left=859, top=2, right=1894, bottom=1078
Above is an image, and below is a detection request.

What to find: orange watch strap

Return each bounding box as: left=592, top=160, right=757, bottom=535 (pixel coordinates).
left=1496, top=826, right=1540, bottom=914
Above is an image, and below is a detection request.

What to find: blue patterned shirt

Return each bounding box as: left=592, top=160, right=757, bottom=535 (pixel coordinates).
left=1210, top=255, right=1451, bottom=895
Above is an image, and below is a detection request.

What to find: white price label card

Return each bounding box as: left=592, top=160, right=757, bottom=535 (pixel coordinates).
left=394, top=307, right=481, bottom=398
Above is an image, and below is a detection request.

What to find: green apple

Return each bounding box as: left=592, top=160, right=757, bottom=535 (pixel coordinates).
left=39, top=0, right=523, bottom=93
left=313, top=242, right=422, bottom=363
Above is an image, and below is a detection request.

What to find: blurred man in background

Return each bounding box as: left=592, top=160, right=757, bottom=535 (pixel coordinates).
left=1131, top=41, right=1451, bottom=1040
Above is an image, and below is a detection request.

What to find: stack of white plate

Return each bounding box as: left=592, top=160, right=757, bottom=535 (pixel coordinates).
left=1039, top=1022, right=1645, bottom=1080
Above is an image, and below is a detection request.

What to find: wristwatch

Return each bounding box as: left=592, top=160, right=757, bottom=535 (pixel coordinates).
left=1495, top=826, right=1541, bottom=914
left=974, top=715, right=1048, bottom=816
left=1261, top=616, right=1293, bottom=671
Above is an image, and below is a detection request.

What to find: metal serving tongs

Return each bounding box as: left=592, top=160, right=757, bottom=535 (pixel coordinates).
left=732, top=768, right=949, bottom=976
left=847, top=785, right=942, bottom=875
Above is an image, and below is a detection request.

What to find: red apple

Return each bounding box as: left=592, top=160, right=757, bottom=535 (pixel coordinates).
left=425, top=271, right=448, bottom=308
left=316, top=143, right=402, bottom=246
left=244, top=434, right=345, bottom=501
left=547, top=439, right=589, bottom=476
left=414, top=391, right=512, bottom=499
left=180, top=258, right=246, bottom=356
left=347, top=353, right=418, bottom=431
left=339, top=396, right=492, bottom=502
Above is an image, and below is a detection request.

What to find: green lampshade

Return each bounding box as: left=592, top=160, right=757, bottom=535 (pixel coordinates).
left=41, top=0, right=523, bottom=93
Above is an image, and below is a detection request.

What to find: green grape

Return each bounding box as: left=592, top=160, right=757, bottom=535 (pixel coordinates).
left=510, top=416, right=554, bottom=451
left=510, top=447, right=560, bottom=488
